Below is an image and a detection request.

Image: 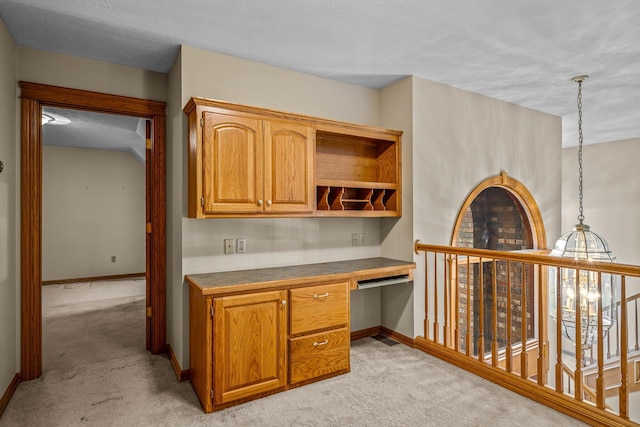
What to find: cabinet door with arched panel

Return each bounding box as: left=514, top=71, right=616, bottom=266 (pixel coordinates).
left=201, top=111, right=264, bottom=215
left=263, top=119, right=314, bottom=214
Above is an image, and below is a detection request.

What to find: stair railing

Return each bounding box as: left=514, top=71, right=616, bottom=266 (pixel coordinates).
left=414, top=241, right=640, bottom=427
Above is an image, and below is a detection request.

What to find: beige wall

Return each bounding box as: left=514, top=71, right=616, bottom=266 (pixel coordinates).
left=0, top=17, right=17, bottom=397
left=377, top=75, right=562, bottom=339
left=379, top=77, right=415, bottom=336
left=169, top=45, right=386, bottom=367
left=406, top=76, right=562, bottom=337
left=42, top=146, right=146, bottom=281
left=166, top=47, right=184, bottom=367
left=179, top=46, right=380, bottom=125
left=562, top=138, right=640, bottom=297
left=17, top=47, right=168, bottom=101
left=562, top=138, right=640, bottom=265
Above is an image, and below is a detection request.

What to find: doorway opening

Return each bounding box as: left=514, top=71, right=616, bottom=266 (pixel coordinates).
left=20, top=82, right=166, bottom=380
left=41, top=107, right=149, bottom=370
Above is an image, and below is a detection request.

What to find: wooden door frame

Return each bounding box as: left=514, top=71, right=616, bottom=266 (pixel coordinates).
left=19, top=82, right=167, bottom=380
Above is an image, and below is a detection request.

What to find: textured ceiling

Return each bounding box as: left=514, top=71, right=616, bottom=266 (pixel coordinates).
left=42, top=107, right=146, bottom=162
left=1, top=0, right=639, bottom=149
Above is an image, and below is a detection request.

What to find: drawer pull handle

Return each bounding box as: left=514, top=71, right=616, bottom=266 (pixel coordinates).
left=313, top=340, right=329, bottom=347
left=313, top=292, right=329, bottom=299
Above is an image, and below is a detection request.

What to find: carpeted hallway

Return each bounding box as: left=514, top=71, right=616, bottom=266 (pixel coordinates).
left=1, top=280, right=586, bottom=426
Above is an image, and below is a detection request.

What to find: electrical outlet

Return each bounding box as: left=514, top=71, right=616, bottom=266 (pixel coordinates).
left=359, top=233, right=366, bottom=246
left=111, top=255, right=116, bottom=263
left=224, top=238, right=235, bottom=254
left=237, top=238, right=246, bottom=253
left=352, top=233, right=359, bottom=246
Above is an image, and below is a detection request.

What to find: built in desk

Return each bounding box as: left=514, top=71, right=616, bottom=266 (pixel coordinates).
left=186, top=257, right=415, bottom=413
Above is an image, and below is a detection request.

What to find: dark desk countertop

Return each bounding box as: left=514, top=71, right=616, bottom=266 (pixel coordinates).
left=186, top=257, right=416, bottom=296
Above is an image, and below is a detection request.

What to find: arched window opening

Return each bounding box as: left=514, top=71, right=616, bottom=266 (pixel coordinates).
left=451, top=172, right=546, bottom=360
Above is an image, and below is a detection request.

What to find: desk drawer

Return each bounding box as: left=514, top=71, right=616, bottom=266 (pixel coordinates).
left=289, top=327, right=349, bottom=384
left=290, top=282, right=348, bottom=335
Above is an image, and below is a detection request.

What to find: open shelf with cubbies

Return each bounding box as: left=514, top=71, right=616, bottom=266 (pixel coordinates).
left=315, top=128, right=401, bottom=217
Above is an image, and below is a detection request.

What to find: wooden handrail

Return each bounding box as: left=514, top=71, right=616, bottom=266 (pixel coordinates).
left=415, top=241, right=640, bottom=277
left=615, top=292, right=640, bottom=306
left=583, top=346, right=640, bottom=375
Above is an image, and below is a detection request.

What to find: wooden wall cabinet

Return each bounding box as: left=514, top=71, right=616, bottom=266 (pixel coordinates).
left=185, top=100, right=315, bottom=217
left=184, top=97, right=402, bottom=218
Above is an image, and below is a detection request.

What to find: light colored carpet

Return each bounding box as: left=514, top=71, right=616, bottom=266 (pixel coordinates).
left=1, top=280, right=587, bottom=426
left=42, top=279, right=146, bottom=371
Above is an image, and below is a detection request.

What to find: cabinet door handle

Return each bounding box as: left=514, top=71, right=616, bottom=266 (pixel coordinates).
left=281, top=300, right=287, bottom=305
left=313, top=340, right=329, bottom=347
left=313, top=292, right=329, bottom=299
left=257, top=199, right=263, bottom=206
left=267, top=200, right=272, bottom=207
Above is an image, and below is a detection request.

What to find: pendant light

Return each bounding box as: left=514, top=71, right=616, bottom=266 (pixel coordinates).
left=549, top=75, right=618, bottom=349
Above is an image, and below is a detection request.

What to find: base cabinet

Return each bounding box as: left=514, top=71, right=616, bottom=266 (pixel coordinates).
left=289, top=328, right=350, bottom=384
left=189, top=281, right=350, bottom=413
left=289, top=282, right=350, bottom=386
left=213, top=291, right=287, bottom=404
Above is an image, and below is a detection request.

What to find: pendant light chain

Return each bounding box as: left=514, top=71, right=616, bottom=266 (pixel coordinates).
left=549, top=74, right=618, bottom=350
left=574, top=75, right=587, bottom=225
